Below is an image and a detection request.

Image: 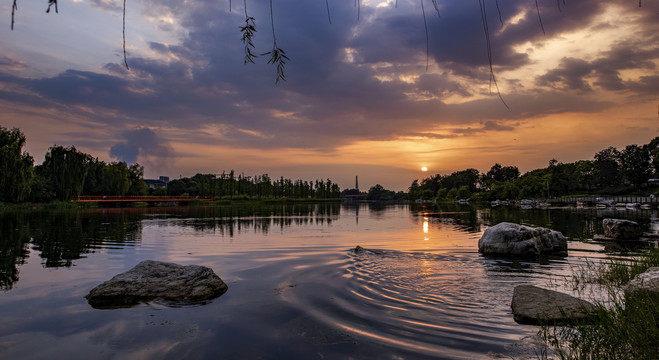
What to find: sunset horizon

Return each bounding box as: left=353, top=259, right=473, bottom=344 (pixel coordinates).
left=2, top=1, right=658, bottom=191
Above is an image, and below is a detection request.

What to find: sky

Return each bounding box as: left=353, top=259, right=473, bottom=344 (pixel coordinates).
left=1, top=0, right=658, bottom=191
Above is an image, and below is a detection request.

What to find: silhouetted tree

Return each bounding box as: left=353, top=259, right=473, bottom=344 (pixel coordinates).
left=367, top=184, right=396, bottom=201
left=127, top=163, right=148, bottom=195
left=485, top=163, right=520, bottom=183
left=0, top=127, right=33, bottom=203
left=593, top=146, right=622, bottom=188
left=619, top=144, right=652, bottom=190
left=40, top=145, right=90, bottom=201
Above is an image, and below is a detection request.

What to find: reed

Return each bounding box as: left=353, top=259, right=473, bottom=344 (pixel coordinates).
left=540, top=248, right=659, bottom=359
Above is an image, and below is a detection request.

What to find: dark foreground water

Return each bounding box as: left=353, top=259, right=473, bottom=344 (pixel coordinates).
left=0, top=203, right=656, bottom=359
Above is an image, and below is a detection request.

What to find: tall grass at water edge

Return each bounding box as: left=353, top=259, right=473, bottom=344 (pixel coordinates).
left=538, top=247, right=659, bottom=360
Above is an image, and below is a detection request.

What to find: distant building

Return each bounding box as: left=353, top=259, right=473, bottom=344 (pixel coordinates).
left=145, top=176, right=170, bottom=189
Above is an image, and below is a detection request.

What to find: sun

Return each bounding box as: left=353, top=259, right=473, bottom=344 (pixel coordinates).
left=421, top=166, right=428, bottom=172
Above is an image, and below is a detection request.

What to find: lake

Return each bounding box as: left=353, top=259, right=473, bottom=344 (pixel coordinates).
left=0, top=203, right=656, bottom=359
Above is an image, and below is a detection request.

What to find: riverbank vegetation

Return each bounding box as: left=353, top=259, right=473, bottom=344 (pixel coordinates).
left=3, top=126, right=658, bottom=205
left=409, top=137, right=659, bottom=202
left=540, top=247, right=659, bottom=360
left=1, top=127, right=341, bottom=205
left=164, top=172, right=340, bottom=200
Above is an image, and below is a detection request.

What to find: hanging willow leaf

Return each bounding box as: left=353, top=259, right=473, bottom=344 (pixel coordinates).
left=263, top=47, right=289, bottom=85
left=430, top=0, right=440, bottom=18
left=46, top=0, right=58, bottom=14
left=325, top=0, right=332, bottom=24
left=11, top=0, right=17, bottom=30
left=240, top=16, right=258, bottom=64
left=478, top=0, right=509, bottom=109
left=123, top=0, right=129, bottom=69
left=265, top=0, right=288, bottom=84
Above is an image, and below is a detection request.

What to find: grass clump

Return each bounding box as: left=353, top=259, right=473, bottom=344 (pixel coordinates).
left=540, top=290, right=659, bottom=360
left=540, top=248, right=659, bottom=359
left=599, top=248, right=659, bottom=286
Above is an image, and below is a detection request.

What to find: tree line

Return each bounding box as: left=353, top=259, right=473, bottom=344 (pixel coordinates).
left=2, top=126, right=149, bottom=203
left=409, top=137, right=659, bottom=201
left=164, top=172, right=340, bottom=199
left=0, top=127, right=341, bottom=203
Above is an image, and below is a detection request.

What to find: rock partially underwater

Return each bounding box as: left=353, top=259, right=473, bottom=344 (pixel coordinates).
left=85, top=260, right=228, bottom=308
left=511, top=285, right=596, bottom=325
left=602, top=218, right=642, bottom=240
left=478, top=222, right=567, bottom=257
left=624, top=267, right=659, bottom=298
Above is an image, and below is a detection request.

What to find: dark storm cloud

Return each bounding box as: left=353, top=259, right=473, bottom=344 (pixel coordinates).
left=536, top=37, right=659, bottom=95
left=537, top=58, right=594, bottom=91
left=110, top=127, right=174, bottom=164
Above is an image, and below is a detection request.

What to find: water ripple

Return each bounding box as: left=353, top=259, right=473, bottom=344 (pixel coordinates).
left=281, top=248, right=554, bottom=358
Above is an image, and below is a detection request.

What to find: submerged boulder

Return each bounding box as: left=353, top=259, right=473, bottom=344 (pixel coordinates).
left=511, top=285, right=596, bottom=325
left=602, top=218, right=642, bottom=240
left=478, top=222, right=567, bottom=257
left=85, top=260, right=228, bottom=308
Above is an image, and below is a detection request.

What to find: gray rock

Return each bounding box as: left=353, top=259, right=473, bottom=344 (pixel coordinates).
left=511, top=285, right=597, bottom=325
left=624, top=267, right=659, bottom=297
left=603, top=218, right=642, bottom=240
left=353, top=245, right=382, bottom=255
left=478, top=222, right=567, bottom=257
left=85, top=260, right=228, bottom=308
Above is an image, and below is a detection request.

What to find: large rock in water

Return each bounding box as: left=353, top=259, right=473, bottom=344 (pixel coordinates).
left=478, top=222, right=567, bottom=257
left=624, top=267, right=659, bottom=298
left=85, top=260, right=228, bottom=308
left=511, top=285, right=597, bottom=325
left=602, top=218, right=642, bottom=240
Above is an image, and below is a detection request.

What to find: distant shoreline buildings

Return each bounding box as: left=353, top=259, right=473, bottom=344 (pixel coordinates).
left=145, top=176, right=170, bottom=190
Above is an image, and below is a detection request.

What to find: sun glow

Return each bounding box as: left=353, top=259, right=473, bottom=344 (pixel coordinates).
left=421, top=167, right=428, bottom=172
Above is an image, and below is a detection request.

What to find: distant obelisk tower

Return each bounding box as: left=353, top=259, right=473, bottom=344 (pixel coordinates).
left=355, top=176, right=359, bottom=191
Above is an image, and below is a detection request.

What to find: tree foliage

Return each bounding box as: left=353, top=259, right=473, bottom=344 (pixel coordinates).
left=411, top=136, right=658, bottom=201
left=165, top=172, right=341, bottom=199
left=366, top=184, right=398, bottom=201
left=0, top=127, right=33, bottom=203
left=40, top=145, right=90, bottom=201
left=619, top=144, right=653, bottom=190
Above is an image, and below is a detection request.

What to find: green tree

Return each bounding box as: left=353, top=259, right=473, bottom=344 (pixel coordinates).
left=41, top=145, right=91, bottom=201
left=103, top=162, right=131, bottom=196
left=594, top=146, right=621, bottom=188
left=408, top=179, right=423, bottom=200
left=443, top=169, right=480, bottom=193
left=28, top=166, right=55, bottom=202
left=81, top=158, right=106, bottom=195
left=456, top=185, right=471, bottom=199
left=0, top=127, right=33, bottom=203
left=126, top=163, right=147, bottom=195
left=574, top=160, right=596, bottom=191
left=167, top=179, right=187, bottom=195
left=366, top=184, right=395, bottom=201
left=645, top=136, right=659, bottom=177
left=486, top=163, right=520, bottom=183
left=619, top=144, right=652, bottom=190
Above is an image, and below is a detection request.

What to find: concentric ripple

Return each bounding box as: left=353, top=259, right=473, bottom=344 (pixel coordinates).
left=279, top=248, right=564, bottom=359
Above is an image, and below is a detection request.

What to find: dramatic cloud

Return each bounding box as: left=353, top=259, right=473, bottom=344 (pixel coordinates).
left=110, top=127, right=174, bottom=165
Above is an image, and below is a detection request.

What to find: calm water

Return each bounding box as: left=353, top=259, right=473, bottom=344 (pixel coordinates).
left=0, top=203, right=656, bottom=359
